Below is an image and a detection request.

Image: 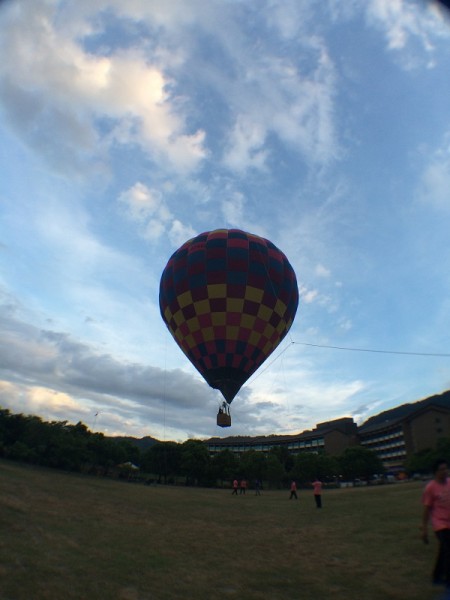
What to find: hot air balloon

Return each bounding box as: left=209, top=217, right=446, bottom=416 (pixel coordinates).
left=159, top=229, right=299, bottom=427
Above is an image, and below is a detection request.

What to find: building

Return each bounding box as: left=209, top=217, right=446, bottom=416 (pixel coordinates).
left=206, top=417, right=358, bottom=458
left=358, top=398, right=450, bottom=471
left=205, top=390, right=450, bottom=470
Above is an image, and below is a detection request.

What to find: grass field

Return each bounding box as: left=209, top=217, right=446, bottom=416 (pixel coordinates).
left=0, top=459, right=442, bottom=600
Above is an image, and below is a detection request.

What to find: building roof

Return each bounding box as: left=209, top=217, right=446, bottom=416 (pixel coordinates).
left=358, top=393, right=450, bottom=435
left=206, top=416, right=357, bottom=446
left=359, top=390, right=450, bottom=431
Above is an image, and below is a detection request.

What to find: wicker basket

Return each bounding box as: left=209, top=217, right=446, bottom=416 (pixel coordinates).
left=217, top=412, right=231, bottom=427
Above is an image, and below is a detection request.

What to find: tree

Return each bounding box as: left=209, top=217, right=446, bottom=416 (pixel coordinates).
left=180, top=439, right=211, bottom=486
left=239, top=450, right=267, bottom=483
left=7, top=441, right=32, bottom=462
left=269, top=446, right=294, bottom=473
left=404, top=448, right=436, bottom=475
left=291, top=452, right=318, bottom=484
left=266, top=453, right=285, bottom=489
left=338, top=447, right=384, bottom=481
left=86, top=434, right=133, bottom=474
left=315, top=453, right=340, bottom=481
left=0, top=411, right=29, bottom=448
left=404, top=438, right=450, bottom=476
left=141, top=442, right=181, bottom=483
left=289, top=452, right=340, bottom=485
left=0, top=407, right=144, bottom=474
left=436, top=438, right=450, bottom=463
left=211, top=449, right=238, bottom=485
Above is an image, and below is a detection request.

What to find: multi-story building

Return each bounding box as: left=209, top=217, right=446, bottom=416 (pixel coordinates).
left=358, top=401, right=450, bottom=471
left=205, top=391, right=450, bottom=470
left=206, top=417, right=358, bottom=458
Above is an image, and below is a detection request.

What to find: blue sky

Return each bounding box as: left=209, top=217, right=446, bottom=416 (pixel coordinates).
left=1, top=0, right=450, bottom=442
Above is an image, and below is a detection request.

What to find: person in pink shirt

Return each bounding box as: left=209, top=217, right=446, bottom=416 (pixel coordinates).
left=289, top=480, right=298, bottom=500
left=422, top=458, right=450, bottom=588
left=312, top=478, right=323, bottom=508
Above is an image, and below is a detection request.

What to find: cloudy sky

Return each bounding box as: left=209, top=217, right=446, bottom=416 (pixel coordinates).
left=1, top=0, right=450, bottom=443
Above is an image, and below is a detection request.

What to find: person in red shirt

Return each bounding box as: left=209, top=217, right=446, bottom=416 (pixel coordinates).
left=240, top=479, right=247, bottom=495
left=231, top=479, right=238, bottom=495
left=289, top=480, right=298, bottom=500
left=312, top=478, right=323, bottom=508
left=422, top=458, right=450, bottom=588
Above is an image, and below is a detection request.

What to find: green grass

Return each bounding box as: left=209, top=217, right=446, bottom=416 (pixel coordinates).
left=0, top=460, right=439, bottom=599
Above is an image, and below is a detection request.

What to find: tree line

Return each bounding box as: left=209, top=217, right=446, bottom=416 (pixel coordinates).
left=1, top=407, right=442, bottom=488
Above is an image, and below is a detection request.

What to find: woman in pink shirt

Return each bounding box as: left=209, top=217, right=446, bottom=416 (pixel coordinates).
left=312, top=479, right=323, bottom=508
left=289, top=480, right=298, bottom=500
left=422, top=458, right=450, bottom=588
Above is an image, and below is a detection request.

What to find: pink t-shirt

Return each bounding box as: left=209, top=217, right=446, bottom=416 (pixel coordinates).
left=313, top=480, right=322, bottom=495
left=423, top=479, right=450, bottom=531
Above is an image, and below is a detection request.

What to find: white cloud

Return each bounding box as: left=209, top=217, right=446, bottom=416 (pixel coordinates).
left=266, top=0, right=314, bottom=40
left=30, top=386, right=86, bottom=416
left=33, top=197, right=146, bottom=292
left=338, top=317, right=353, bottom=332
left=143, top=219, right=168, bottom=242
left=0, top=306, right=218, bottom=435
left=0, top=302, right=334, bottom=439
left=222, top=44, right=339, bottom=172
left=63, top=0, right=210, bottom=32
left=168, top=220, right=196, bottom=247
left=260, top=375, right=368, bottom=433
left=0, top=191, right=166, bottom=366
left=221, top=191, right=246, bottom=226
left=0, top=0, right=342, bottom=183
left=0, top=381, right=87, bottom=424
left=223, top=117, right=268, bottom=172
left=365, top=0, right=450, bottom=67
left=420, top=162, right=450, bottom=211
left=118, top=182, right=195, bottom=245
left=417, top=133, right=450, bottom=211
left=368, top=0, right=421, bottom=50
left=0, top=1, right=206, bottom=177
left=119, top=183, right=163, bottom=222
left=315, top=263, right=331, bottom=277
left=299, top=284, right=319, bottom=304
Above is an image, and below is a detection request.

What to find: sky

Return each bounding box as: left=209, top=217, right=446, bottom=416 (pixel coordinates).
left=1, top=0, right=450, bottom=443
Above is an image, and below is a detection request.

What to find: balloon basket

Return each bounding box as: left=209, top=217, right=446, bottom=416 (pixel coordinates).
left=217, top=412, right=231, bottom=427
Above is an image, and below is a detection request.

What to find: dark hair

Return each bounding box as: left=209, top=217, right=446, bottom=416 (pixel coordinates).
left=432, top=458, right=448, bottom=473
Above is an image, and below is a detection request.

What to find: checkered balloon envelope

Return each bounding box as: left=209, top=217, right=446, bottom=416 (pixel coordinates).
left=159, top=229, right=299, bottom=405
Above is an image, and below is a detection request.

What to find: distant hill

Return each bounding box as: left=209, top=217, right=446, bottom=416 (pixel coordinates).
left=360, top=390, right=450, bottom=429
left=111, top=435, right=158, bottom=451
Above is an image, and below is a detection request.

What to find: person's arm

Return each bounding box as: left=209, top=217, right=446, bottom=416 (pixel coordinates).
left=421, top=505, right=431, bottom=543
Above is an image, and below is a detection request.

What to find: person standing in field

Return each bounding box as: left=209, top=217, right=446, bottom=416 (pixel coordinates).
left=289, top=480, right=298, bottom=500
left=240, top=478, right=247, bottom=495
left=312, top=478, right=323, bottom=508
left=232, top=479, right=239, bottom=495
left=254, top=479, right=261, bottom=496
left=421, top=458, right=450, bottom=589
